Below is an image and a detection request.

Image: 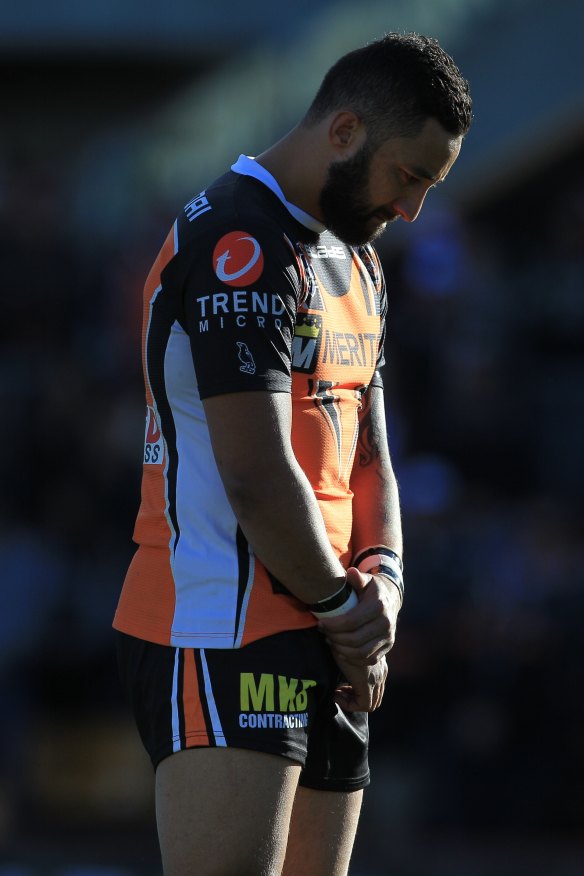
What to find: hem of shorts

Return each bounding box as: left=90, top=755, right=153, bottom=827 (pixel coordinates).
left=298, top=772, right=371, bottom=792
left=151, top=735, right=307, bottom=771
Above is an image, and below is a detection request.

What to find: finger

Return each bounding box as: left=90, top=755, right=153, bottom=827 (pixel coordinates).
left=317, top=604, right=379, bottom=635
left=319, top=592, right=391, bottom=632
left=345, top=566, right=372, bottom=593
left=328, top=631, right=392, bottom=656
left=330, top=651, right=389, bottom=670
left=334, top=683, right=372, bottom=713
left=317, top=590, right=387, bottom=633
left=322, top=615, right=393, bottom=646
left=323, top=622, right=384, bottom=647
left=334, top=686, right=360, bottom=712
left=328, top=636, right=393, bottom=665
left=373, top=683, right=384, bottom=711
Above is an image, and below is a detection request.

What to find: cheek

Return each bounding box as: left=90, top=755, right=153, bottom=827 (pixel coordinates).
left=368, top=165, right=400, bottom=204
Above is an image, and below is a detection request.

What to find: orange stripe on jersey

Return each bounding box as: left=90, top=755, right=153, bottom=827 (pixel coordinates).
left=142, top=224, right=178, bottom=402
left=137, top=223, right=178, bottom=549
left=114, top=223, right=180, bottom=644
left=182, top=650, right=210, bottom=746
left=237, top=563, right=315, bottom=649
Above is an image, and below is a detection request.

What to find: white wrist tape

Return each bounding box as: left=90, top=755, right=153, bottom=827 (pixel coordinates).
left=358, top=553, right=403, bottom=580
left=309, top=583, right=359, bottom=618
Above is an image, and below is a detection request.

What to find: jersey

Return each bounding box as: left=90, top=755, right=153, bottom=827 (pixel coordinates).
left=113, top=154, right=387, bottom=649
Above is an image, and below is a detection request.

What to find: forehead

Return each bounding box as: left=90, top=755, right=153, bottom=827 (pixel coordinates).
left=376, top=117, right=462, bottom=180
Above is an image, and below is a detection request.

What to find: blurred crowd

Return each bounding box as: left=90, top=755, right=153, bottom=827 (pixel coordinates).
left=1, top=125, right=583, bottom=870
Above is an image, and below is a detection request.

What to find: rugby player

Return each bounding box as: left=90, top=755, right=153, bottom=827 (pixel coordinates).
left=114, top=32, right=472, bottom=876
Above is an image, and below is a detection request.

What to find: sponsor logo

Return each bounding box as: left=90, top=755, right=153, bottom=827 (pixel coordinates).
left=184, top=190, right=212, bottom=222
left=239, top=713, right=308, bottom=729
left=322, top=329, right=381, bottom=368
left=213, top=231, right=264, bottom=287
left=144, top=406, right=164, bottom=465
left=195, top=290, right=285, bottom=334
left=238, top=673, right=316, bottom=729
left=291, top=314, right=322, bottom=373
left=237, top=341, right=256, bottom=375
left=306, top=244, right=347, bottom=260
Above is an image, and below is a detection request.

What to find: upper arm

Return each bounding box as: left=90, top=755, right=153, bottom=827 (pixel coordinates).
left=181, top=221, right=302, bottom=401
left=203, top=390, right=295, bottom=489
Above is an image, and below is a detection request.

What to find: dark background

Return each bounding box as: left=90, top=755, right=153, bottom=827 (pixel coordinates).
left=1, top=1, right=583, bottom=874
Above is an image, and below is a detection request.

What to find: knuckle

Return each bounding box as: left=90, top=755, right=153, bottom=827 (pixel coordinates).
left=374, top=597, right=386, bottom=615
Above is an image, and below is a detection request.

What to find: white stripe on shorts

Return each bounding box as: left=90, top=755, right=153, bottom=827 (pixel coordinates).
left=200, top=649, right=226, bottom=747
left=171, top=647, right=181, bottom=752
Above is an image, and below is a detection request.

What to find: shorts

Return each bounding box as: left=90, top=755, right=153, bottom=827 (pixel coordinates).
left=116, top=627, right=369, bottom=792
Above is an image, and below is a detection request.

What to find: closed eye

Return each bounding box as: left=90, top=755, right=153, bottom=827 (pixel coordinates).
left=402, top=170, right=420, bottom=185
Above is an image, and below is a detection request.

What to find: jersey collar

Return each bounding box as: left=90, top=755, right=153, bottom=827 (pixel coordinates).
left=231, top=154, right=325, bottom=234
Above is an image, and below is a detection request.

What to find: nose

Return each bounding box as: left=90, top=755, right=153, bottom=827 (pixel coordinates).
left=393, top=190, right=428, bottom=223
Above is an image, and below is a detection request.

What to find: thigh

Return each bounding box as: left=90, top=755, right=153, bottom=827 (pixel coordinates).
left=156, top=746, right=301, bottom=876
left=282, top=785, right=363, bottom=876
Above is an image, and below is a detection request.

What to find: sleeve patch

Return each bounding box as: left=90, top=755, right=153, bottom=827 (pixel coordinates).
left=213, top=231, right=265, bottom=287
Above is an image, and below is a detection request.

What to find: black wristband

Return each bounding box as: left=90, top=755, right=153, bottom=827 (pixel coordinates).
left=353, top=545, right=403, bottom=572
left=376, top=563, right=404, bottom=604
left=307, top=581, right=353, bottom=613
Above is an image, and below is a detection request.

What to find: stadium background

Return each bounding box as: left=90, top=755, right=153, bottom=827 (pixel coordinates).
left=1, top=0, right=583, bottom=873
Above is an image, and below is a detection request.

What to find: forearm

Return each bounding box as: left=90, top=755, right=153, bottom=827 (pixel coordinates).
left=350, top=385, right=403, bottom=562
left=319, top=385, right=405, bottom=666
left=221, top=455, right=346, bottom=603
left=350, top=454, right=402, bottom=561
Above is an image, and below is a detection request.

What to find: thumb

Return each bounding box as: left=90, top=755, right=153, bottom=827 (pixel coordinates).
left=346, top=566, right=371, bottom=594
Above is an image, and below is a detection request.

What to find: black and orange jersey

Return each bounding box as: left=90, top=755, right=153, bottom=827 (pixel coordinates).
left=113, top=155, right=387, bottom=649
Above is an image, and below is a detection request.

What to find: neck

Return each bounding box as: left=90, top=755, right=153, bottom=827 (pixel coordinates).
left=256, top=124, right=328, bottom=222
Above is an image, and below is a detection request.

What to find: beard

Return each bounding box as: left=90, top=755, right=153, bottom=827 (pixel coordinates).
left=319, top=144, right=397, bottom=246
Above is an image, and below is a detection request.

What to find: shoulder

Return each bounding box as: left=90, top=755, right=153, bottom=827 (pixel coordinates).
left=174, top=172, right=301, bottom=277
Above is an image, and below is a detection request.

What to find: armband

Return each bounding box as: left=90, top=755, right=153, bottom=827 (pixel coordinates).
left=353, top=545, right=404, bottom=607
left=308, top=581, right=359, bottom=618
left=375, top=564, right=404, bottom=606
left=353, top=545, right=403, bottom=574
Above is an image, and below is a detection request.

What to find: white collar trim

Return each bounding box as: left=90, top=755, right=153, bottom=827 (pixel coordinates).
left=231, top=154, right=325, bottom=234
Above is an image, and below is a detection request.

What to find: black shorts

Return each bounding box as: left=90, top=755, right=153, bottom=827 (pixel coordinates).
left=116, top=627, right=369, bottom=792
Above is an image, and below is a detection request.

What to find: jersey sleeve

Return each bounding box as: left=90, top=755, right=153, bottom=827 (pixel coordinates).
left=181, top=222, right=302, bottom=399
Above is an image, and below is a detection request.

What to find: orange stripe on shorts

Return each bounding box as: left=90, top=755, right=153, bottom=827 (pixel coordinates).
left=182, top=649, right=210, bottom=746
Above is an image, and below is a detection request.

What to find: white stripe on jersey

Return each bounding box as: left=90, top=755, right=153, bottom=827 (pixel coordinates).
left=234, top=547, right=255, bottom=648
left=164, top=321, right=243, bottom=647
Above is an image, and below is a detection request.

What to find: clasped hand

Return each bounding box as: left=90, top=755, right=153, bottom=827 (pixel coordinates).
left=318, top=566, right=401, bottom=712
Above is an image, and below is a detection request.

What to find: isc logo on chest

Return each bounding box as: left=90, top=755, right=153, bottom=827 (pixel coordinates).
left=307, top=244, right=347, bottom=260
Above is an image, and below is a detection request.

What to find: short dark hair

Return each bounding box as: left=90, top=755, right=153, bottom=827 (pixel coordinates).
left=303, top=32, right=473, bottom=145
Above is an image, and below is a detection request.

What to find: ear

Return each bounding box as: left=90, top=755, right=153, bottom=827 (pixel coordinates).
left=328, top=111, right=366, bottom=154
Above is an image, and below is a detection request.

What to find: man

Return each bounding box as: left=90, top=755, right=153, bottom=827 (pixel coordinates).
left=114, top=32, right=472, bottom=876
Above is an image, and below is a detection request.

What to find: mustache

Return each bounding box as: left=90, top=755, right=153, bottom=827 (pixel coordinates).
left=370, top=209, right=399, bottom=224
